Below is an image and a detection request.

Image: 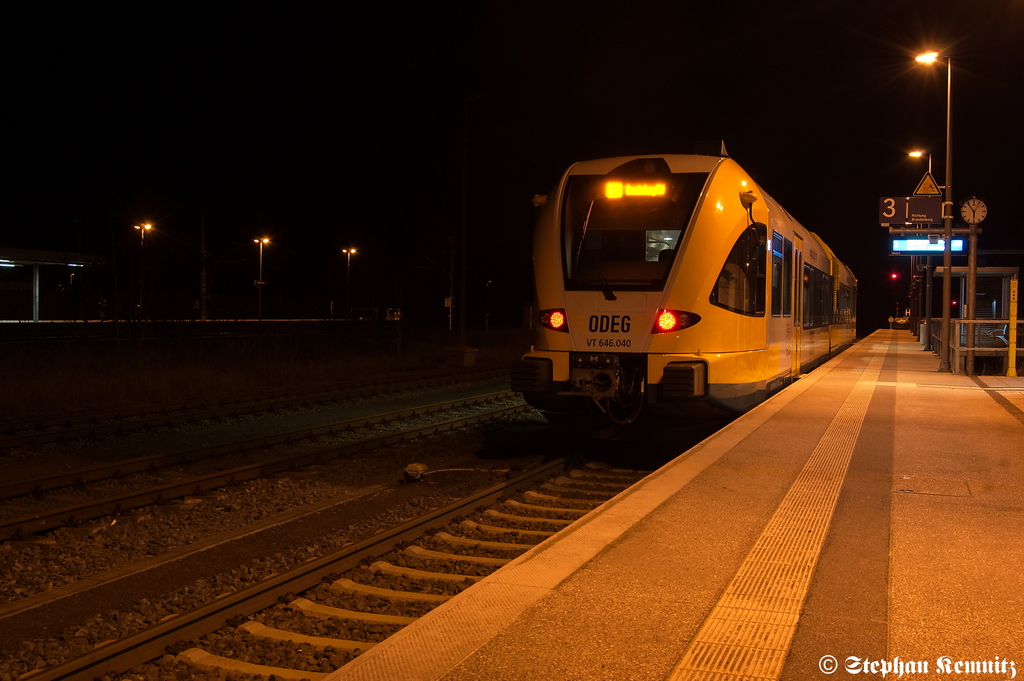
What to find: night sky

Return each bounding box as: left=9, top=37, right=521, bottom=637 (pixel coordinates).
left=7, top=2, right=1023, bottom=330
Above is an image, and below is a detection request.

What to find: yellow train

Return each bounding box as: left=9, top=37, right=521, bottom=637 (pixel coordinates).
left=512, top=152, right=856, bottom=424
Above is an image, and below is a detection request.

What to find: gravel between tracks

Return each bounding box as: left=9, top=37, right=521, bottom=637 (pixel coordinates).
left=0, top=379, right=548, bottom=680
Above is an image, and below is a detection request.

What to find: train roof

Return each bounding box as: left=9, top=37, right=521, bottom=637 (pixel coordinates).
left=566, top=154, right=727, bottom=176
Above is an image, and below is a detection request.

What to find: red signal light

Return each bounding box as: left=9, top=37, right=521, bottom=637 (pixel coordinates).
left=539, top=309, right=569, bottom=332
left=651, top=309, right=701, bottom=333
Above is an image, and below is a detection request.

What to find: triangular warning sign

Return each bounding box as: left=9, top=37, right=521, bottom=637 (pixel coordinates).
left=913, top=172, right=942, bottom=197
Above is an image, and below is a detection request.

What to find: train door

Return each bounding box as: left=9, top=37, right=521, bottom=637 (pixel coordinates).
left=768, top=232, right=789, bottom=381
left=791, top=236, right=803, bottom=376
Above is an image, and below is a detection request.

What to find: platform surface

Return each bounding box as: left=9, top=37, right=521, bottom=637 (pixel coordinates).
left=331, top=330, right=1024, bottom=680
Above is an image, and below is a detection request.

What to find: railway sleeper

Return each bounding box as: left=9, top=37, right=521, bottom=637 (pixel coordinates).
left=570, top=467, right=637, bottom=480
left=524, top=490, right=602, bottom=506
left=432, top=530, right=535, bottom=551
left=404, top=544, right=511, bottom=565
left=288, top=597, right=419, bottom=625
left=239, top=620, right=375, bottom=651
left=483, top=508, right=573, bottom=526
left=176, top=647, right=330, bottom=681
left=330, top=577, right=452, bottom=602
left=541, top=481, right=610, bottom=497
left=370, top=560, right=484, bottom=582
left=505, top=499, right=589, bottom=516
left=460, top=518, right=555, bottom=538
left=428, top=528, right=532, bottom=548
left=554, top=475, right=628, bottom=490
left=583, top=462, right=637, bottom=474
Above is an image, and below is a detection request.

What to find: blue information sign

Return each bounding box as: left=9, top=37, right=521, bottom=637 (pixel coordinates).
left=891, top=238, right=964, bottom=254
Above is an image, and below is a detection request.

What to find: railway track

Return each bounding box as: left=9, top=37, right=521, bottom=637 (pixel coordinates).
left=0, top=367, right=507, bottom=450
left=0, top=391, right=527, bottom=541
left=17, top=461, right=644, bottom=681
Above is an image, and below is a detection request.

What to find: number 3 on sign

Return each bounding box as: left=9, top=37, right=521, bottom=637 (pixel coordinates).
left=878, top=197, right=906, bottom=224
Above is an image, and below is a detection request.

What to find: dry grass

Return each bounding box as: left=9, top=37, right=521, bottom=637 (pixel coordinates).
left=1, top=330, right=531, bottom=424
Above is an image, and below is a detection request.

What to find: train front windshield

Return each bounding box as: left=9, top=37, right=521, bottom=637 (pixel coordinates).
left=561, top=172, right=708, bottom=291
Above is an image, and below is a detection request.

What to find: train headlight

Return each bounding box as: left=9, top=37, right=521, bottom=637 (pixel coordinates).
left=540, top=309, right=569, bottom=332
left=652, top=309, right=701, bottom=333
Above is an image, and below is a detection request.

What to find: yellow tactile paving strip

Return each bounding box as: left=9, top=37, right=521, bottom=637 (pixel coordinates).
left=666, top=343, right=887, bottom=680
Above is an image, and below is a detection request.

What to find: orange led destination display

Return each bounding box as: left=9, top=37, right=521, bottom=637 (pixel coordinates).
left=605, top=181, right=666, bottom=199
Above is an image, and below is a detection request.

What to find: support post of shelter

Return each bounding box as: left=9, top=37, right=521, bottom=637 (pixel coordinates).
left=924, top=256, right=933, bottom=350
left=966, top=222, right=978, bottom=375
left=1009, top=277, right=1019, bottom=378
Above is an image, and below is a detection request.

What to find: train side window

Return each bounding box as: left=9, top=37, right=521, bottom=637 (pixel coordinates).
left=771, top=232, right=783, bottom=317
left=711, top=223, right=766, bottom=316
left=802, top=264, right=833, bottom=328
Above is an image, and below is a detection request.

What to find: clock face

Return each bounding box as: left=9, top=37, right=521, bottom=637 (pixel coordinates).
left=960, top=198, right=987, bottom=224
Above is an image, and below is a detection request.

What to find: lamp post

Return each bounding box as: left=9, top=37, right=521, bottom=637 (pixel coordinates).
left=254, top=238, right=269, bottom=320
left=133, top=223, right=152, bottom=319
left=342, top=248, right=356, bottom=320
left=916, top=51, right=953, bottom=372
left=909, top=151, right=934, bottom=349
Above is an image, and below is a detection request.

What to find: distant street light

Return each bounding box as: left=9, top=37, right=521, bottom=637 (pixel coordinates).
left=915, top=50, right=954, bottom=372
left=133, top=223, right=152, bottom=318
left=254, top=238, right=269, bottom=320
left=342, top=248, right=357, bottom=320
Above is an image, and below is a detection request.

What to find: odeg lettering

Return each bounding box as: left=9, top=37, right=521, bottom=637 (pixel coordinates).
left=588, top=315, right=631, bottom=333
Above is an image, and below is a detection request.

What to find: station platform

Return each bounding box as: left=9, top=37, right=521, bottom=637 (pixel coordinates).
left=332, top=329, right=1024, bottom=681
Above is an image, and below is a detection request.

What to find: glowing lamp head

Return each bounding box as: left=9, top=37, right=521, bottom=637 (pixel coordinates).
left=652, top=309, right=701, bottom=333
left=656, top=310, right=678, bottom=331
left=915, top=52, right=940, bottom=64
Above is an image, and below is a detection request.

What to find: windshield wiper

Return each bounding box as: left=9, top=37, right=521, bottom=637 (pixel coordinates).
left=572, top=202, right=616, bottom=301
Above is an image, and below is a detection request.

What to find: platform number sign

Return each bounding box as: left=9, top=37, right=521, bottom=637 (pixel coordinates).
left=878, top=196, right=942, bottom=225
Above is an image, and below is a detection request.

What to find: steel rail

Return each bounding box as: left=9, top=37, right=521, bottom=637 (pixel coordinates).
left=17, top=457, right=565, bottom=681
left=0, top=368, right=508, bottom=449
left=0, top=390, right=517, bottom=501
left=0, top=396, right=528, bottom=541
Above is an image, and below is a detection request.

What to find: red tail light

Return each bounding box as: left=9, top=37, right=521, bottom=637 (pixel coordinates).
left=652, top=309, right=701, bottom=333
left=540, top=309, right=569, bottom=332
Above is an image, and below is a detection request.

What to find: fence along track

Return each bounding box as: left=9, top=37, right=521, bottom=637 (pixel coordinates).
left=0, top=368, right=507, bottom=449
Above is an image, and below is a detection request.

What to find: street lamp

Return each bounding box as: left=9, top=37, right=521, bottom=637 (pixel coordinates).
left=915, top=50, right=954, bottom=372
left=342, top=248, right=357, bottom=320
left=254, top=238, right=269, bottom=320
left=133, top=223, right=152, bottom=318
left=908, top=150, right=932, bottom=174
